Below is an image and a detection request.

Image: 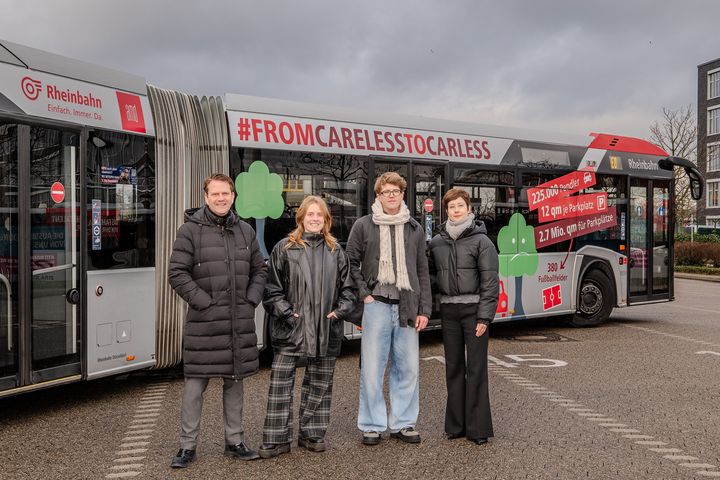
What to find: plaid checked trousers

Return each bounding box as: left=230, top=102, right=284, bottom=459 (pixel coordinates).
left=262, top=354, right=337, bottom=444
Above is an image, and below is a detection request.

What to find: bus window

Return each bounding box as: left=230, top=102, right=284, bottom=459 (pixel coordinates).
left=452, top=168, right=515, bottom=244
left=86, top=131, right=156, bottom=270
left=575, top=174, right=627, bottom=252
left=231, top=148, right=368, bottom=251
left=0, top=123, right=18, bottom=380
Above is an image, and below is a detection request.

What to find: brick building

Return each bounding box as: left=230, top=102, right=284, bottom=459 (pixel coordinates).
left=697, top=58, right=720, bottom=227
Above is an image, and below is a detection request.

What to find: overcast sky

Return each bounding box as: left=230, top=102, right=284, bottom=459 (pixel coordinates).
left=1, top=0, right=718, bottom=139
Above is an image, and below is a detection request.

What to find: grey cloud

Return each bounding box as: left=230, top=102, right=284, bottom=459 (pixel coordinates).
left=1, top=0, right=719, bottom=138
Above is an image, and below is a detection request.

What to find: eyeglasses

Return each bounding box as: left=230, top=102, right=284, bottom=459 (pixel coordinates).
left=379, top=189, right=403, bottom=198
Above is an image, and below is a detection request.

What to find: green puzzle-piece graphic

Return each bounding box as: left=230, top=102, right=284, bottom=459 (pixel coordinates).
left=497, top=212, right=538, bottom=277
left=234, top=161, right=284, bottom=219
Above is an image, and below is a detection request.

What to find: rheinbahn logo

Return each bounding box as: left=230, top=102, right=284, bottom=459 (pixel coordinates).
left=21, top=76, right=42, bottom=100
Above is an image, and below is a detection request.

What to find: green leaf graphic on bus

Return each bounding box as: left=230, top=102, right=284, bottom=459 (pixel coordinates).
left=234, top=161, right=284, bottom=219
left=234, top=160, right=284, bottom=258
left=497, top=213, right=538, bottom=277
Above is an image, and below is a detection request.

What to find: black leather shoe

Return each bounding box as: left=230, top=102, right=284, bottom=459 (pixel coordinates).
left=258, top=442, right=291, bottom=459
left=298, top=436, right=326, bottom=452
left=446, top=431, right=465, bottom=440
left=390, top=427, right=421, bottom=444
left=471, top=437, right=489, bottom=445
left=225, top=442, right=260, bottom=460
left=361, top=431, right=381, bottom=445
left=170, top=449, right=196, bottom=468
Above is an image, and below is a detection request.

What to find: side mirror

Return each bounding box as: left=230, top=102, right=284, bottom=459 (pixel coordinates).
left=685, top=167, right=704, bottom=201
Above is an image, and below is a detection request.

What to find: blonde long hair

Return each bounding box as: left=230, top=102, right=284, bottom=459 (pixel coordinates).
left=285, top=195, right=338, bottom=251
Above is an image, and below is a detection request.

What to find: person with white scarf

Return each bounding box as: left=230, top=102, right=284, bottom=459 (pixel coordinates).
left=345, top=172, right=432, bottom=446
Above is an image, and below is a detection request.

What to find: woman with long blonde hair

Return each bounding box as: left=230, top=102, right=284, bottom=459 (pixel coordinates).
left=259, top=195, right=355, bottom=458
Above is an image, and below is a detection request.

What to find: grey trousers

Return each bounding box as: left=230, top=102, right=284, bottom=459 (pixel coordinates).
left=180, top=377, right=245, bottom=450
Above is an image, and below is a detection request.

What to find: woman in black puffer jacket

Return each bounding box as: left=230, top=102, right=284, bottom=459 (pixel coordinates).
left=259, top=196, right=355, bottom=458
left=429, top=188, right=499, bottom=446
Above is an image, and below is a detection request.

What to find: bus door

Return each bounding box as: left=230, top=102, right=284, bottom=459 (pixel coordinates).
left=628, top=178, right=671, bottom=303
left=0, top=122, right=81, bottom=394
left=371, top=159, right=447, bottom=239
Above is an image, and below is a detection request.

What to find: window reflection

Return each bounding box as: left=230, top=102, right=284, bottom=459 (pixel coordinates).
left=231, top=148, right=368, bottom=252
left=86, top=130, right=155, bottom=269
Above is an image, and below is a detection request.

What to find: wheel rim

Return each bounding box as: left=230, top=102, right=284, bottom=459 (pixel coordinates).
left=579, top=282, right=603, bottom=315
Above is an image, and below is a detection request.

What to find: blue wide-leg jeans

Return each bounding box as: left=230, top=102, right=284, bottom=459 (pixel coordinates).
left=357, top=300, right=420, bottom=433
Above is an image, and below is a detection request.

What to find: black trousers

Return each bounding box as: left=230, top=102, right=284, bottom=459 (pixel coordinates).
left=440, top=303, right=494, bottom=440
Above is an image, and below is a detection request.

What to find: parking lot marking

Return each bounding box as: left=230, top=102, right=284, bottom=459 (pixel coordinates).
left=663, top=455, right=699, bottom=461
left=113, top=457, right=145, bottom=463
left=696, top=351, right=720, bottom=357
left=679, top=463, right=717, bottom=469
left=105, top=472, right=140, bottom=479
left=489, top=363, right=717, bottom=477
left=104, top=382, right=168, bottom=480
left=620, top=324, right=720, bottom=349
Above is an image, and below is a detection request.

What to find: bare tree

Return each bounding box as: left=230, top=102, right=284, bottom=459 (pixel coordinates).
left=649, top=105, right=697, bottom=230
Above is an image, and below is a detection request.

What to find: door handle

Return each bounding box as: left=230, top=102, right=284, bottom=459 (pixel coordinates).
left=66, top=288, right=80, bottom=305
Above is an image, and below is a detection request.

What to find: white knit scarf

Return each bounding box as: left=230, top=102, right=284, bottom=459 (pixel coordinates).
left=371, top=199, right=412, bottom=291
left=445, top=212, right=475, bottom=240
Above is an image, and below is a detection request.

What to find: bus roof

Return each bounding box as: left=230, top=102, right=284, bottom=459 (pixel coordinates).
left=0, top=39, right=147, bottom=95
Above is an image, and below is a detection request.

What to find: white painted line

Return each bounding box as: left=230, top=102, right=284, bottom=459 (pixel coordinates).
left=488, top=355, right=518, bottom=368
left=138, top=401, right=163, bottom=406
left=133, top=413, right=160, bottom=418
left=696, top=351, right=720, bottom=357
left=124, top=430, right=153, bottom=435
left=634, top=441, right=667, bottom=446
left=120, top=442, right=150, bottom=448
left=622, top=434, right=654, bottom=439
left=113, top=457, right=145, bottom=463
left=649, top=448, right=683, bottom=453
left=548, top=398, right=570, bottom=402
left=696, top=471, right=720, bottom=477
left=568, top=408, right=595, bottom=412
left=598, top=423, right=627, bottom=427
left=558, top=403, right=583, bottom=407
left=588, top=418, right=616, bottom=422
left=105, top=473, right=140, bottom=479
left=663, top=455, right=699, bottom=461
left=110, top=464, right=144, bottom=470
left=679, top=463, right=716, bottom=469
left=421, top=356, right=446, bottom=365
left=609, top=428, right=641, bottom=433
left=577, top=413, right=606, bottom=417
left=116, top=449, right=148, bottom=455
left=122, top=436, right=151, bottom=441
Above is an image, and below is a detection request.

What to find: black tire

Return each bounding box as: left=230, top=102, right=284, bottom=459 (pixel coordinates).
left=568, top=268, right=615, bottom=327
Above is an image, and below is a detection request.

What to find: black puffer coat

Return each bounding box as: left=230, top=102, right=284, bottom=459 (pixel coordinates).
left=168, top=206, right=267, bottom=379
left=429, top=220, right=499, bottom=323
left=264, top=234, right=355, bottom=357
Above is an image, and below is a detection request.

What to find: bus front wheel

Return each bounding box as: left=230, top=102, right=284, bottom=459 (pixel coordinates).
left=568, top=269, right=615, bottom=327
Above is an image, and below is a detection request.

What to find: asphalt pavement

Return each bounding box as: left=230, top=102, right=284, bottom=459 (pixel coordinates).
left=1, top=278, right=718, bottom=480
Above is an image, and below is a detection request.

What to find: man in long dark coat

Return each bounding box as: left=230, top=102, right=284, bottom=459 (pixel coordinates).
left=168, top=173, right=267, bottom=468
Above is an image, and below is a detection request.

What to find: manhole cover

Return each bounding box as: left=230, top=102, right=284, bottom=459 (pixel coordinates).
left=503, top=332, right=574, bottom=342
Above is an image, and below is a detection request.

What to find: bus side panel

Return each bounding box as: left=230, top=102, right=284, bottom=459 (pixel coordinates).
left=511, top=252, right=576, bottom=321
left=86, top=268, right=156, bottom=380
